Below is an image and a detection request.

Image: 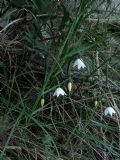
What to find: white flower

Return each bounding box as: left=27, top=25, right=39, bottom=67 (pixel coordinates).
left=53, top=87, right=66, bottom=97
left=104, top=107, right=116, bottom=117
left=73, top=58, right=86, bottom=70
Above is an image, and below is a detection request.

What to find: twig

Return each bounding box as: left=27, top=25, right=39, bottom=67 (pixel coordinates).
left=86, top=18, right=120, bottom=23
left=96, top=51, right=107, bottom=160
left=0, top=18, right=24, bottom=33
left=109, top=89, right=120, bottom=149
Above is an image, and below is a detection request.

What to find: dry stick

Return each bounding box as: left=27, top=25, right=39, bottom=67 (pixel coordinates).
left=5, top=146, right=21, bottom=151
left=96, top=51, right=107, bottom=160
left=36, top=13, right=120, bottom=23
left=1, top=13, right=119, bottom=33
left=109, top=89, right=120, bottom=149
left=1, top=16, right=119, bottom=34
left=0, top=14, right=120, bottom=33
left=97, top=50, right=120, bottom=151
left=86, top=18, right=120, bottom=23
left=0, top=18, right=24, bottom=33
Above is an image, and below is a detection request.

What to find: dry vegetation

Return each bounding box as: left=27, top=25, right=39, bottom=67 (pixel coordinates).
left=0, top=0, right=120, bottom=159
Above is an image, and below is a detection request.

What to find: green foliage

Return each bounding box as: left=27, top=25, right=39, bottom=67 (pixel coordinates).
left=0, top=0, right=120, bottom=159
left=30, top=0, right=50, bottom=13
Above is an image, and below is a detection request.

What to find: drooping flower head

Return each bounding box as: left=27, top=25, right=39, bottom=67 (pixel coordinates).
left=104, top=107, right=116, bottom=117
left=53, top=87, right=66, bottom=97
left=73, top=58, right=86, bottom=70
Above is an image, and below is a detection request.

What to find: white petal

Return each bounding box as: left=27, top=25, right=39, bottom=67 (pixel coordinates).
left=79, top=59, right=86, bottom=68
left=57, top=91, right=60, bottom=97
left=58, top=88, right=66, bottom=96
left=73, top=61, right=78, bottom=68
left=61, top=90, right=66, bottom=95
left=104, top=108, right=109, bottom=116
left=53, top=90, right=57, bottom=96
left=81, top=62, right=86, bottom=68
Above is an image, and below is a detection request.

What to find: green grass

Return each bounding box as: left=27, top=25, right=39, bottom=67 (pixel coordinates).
left=0, top=0, right=120, bottom=159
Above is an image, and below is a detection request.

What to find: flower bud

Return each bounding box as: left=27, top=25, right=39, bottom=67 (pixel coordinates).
left=68, top=82, right=72, bottom=92
left=94, top=100, right=99, bottom=107
left=41, top=98, right=45, bottom=107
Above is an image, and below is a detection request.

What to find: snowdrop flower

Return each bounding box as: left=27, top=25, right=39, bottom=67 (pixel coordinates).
left=104, top=107, right=116, bottom=117
left=53, top=87, right=66, bottom=97
left=73, top=58, right=86, bottom=70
